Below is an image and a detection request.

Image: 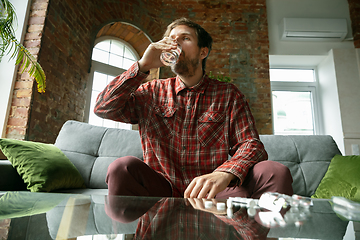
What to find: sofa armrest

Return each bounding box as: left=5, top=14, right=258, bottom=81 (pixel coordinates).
left=0, top=160, right=27, bottom=191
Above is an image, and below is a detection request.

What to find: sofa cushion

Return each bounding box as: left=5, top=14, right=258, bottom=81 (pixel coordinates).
left=0, top=138, right=85, bottom=192
left=259, top=135, right=342, bottom=197
left=55, top=121, right=143, bottom=188
left=54, top=121, right=342, bottom=196
left=312, top=154, right=360, bottom=201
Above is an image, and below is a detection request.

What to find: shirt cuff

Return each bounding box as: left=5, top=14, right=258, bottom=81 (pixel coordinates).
left=125, top=62, right=149, bottom=80
left=135, top=61, right=150, bottom=76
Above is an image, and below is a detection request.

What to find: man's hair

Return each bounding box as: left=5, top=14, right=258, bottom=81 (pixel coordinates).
left=163, top=18, right=213, bottom=70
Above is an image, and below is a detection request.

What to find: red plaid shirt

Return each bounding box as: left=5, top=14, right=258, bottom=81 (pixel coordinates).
left=94, top=62, right=268, bottom=197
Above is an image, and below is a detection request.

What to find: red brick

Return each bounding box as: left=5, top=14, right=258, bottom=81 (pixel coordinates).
left=28, top=16, right=46, bottom=25
left=7, top=117, right=28, bottom=128
left=28, top=24, right=44, bottom=32
left=14, top=80, right=33, bottom=89
left=16, top=89, right=33, bottom=98
left=28, top=47, right=40, bottom=55
left=25, top=32, right=42, bottom=40
left=12, top=97, right=31, bottom=107
left=30, top=9, right=47, bottom=17
left=24, top=40, right=41, bottom=48
left=14, top=107, right=30, bottom=118
left=5, top=127, right=27, bottom=139
left=0, top=219, right=11, bottom=240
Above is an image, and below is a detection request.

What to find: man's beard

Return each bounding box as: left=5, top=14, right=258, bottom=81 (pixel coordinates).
left=171, top=52, right=200, bottom=78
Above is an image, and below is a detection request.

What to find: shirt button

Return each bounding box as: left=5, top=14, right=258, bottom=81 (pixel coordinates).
left=181, top=167, right=186, bottom=171
left=186, top=105, right=191, bottom=110
left=209, top=117, right=212, bottom=121
left=182, top=146, right=186, bottom=150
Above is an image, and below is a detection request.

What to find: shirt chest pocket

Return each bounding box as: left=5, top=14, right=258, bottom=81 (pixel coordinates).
left=197, top=111, right=226, bottom=147
left=147, top=105, right=177, bottom=140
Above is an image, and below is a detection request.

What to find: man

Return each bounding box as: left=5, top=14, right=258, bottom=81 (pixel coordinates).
left=94, top=18, right=293, bottom=199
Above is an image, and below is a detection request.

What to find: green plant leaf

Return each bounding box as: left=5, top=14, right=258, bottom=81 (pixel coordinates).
left=0, top=0, right=46, bottom=93
left=208, top=71, right=231, bottom=83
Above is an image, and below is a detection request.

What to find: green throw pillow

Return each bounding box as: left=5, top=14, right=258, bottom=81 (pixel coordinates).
left=0, top=138, right=86, bottom=192
left=312, top=154, right=360, bottom=202
left=0, top=191, right=67, bottom=220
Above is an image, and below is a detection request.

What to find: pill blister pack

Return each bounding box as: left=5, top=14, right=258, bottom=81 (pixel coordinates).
left=224, top=192, right=313, bottom=228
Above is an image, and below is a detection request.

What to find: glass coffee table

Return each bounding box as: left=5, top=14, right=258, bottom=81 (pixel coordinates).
left=0, top=191, right=353, bottom=239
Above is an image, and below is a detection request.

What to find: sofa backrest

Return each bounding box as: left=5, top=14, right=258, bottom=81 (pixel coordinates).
left=56, top=121, right=342, bottom=197
left=259, top=135, right=342, bottom=197
left=55, top=120, right=143, bottom=189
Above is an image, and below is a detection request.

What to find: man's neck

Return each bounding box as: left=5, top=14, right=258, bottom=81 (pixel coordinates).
left=178, top=67, right=204, bottom=88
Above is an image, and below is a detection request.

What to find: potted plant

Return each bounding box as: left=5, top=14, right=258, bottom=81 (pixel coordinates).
left=208, top=71, right=231, bottom=83
left=0, top=0, right=46, bottom=93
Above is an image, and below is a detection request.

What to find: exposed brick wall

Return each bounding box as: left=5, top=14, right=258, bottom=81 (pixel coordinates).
left=348, top=0, right=360, bottom=48
left=26, top=0, right=92, bottom=142
left=14, top=0, right=164, bottom=143
left=5, top=0, right=49, bottom=141
left=0, top=219, right=11, bottom=240
left=7, top=0, right=271, bottom=142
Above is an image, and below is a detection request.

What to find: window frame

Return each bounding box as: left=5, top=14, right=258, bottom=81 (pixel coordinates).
left=85, top=36, right=139, bottom=129
left=270, top=68, right=323, bottom=135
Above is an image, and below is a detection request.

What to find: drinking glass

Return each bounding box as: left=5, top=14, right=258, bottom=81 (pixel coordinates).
left=160, top=43, right=182, bottom=66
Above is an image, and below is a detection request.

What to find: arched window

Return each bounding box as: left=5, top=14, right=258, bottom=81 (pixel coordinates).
left=86, top=37, right=139, bottom=129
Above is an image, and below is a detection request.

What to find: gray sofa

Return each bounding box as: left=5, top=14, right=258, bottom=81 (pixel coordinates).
left=0, top=120, right=349, bottom=239
left=0, top=119, right=343, bottom=196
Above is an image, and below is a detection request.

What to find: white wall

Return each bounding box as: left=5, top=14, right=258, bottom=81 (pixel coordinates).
left=0, top=0, right=31, bottom=138
left=267, top=0, right=354, bottom=56
left=267, top=0, right=360, bottom=155
left=332, top=48, right=360, bottom=155
left=307, top=48, right=360, bottom=155
left=317, top=50, right=344, bottom=153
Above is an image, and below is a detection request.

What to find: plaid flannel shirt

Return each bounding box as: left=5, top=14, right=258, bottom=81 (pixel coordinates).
left=94, top=62, right=268, bottom=197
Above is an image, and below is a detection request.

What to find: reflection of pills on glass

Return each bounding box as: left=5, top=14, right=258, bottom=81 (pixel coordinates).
left=227, top=199, right=233, bottom=208
left=217, top=202, right=226, bottom=210
left=247, top=207, right=256, bottom=217
left=227, top=208, right=234, bottom=218
left=247, top=200, right=257, bottom=208
left=205, top=201, right=213, bottom=208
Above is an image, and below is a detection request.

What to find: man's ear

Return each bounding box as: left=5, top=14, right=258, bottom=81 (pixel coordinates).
left=200, top=47, right=209, bottom=60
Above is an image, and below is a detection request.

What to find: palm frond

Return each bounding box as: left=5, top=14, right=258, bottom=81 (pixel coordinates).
left=0, top=0, right=16, bottom=24
left=0, top=0, right=46, bottom=93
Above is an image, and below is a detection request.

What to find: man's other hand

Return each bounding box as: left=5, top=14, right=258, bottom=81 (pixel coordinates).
left=184, top=172, right=236, bottom=199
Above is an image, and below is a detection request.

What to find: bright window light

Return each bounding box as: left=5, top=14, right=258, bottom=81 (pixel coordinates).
left=89, top=72, right=131, bottom=130
left=270, top=68, right=319, bottom=135
left=88, top=38, right=139, bottom=130
left=270, top=69, right=314, bottom=82
left=272, top=91, right=314, bottom=135
left=92, top=39, right=136, bottom=69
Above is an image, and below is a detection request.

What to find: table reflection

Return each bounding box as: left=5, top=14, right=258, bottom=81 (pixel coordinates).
left=105, top=196, right=269, bottom=240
